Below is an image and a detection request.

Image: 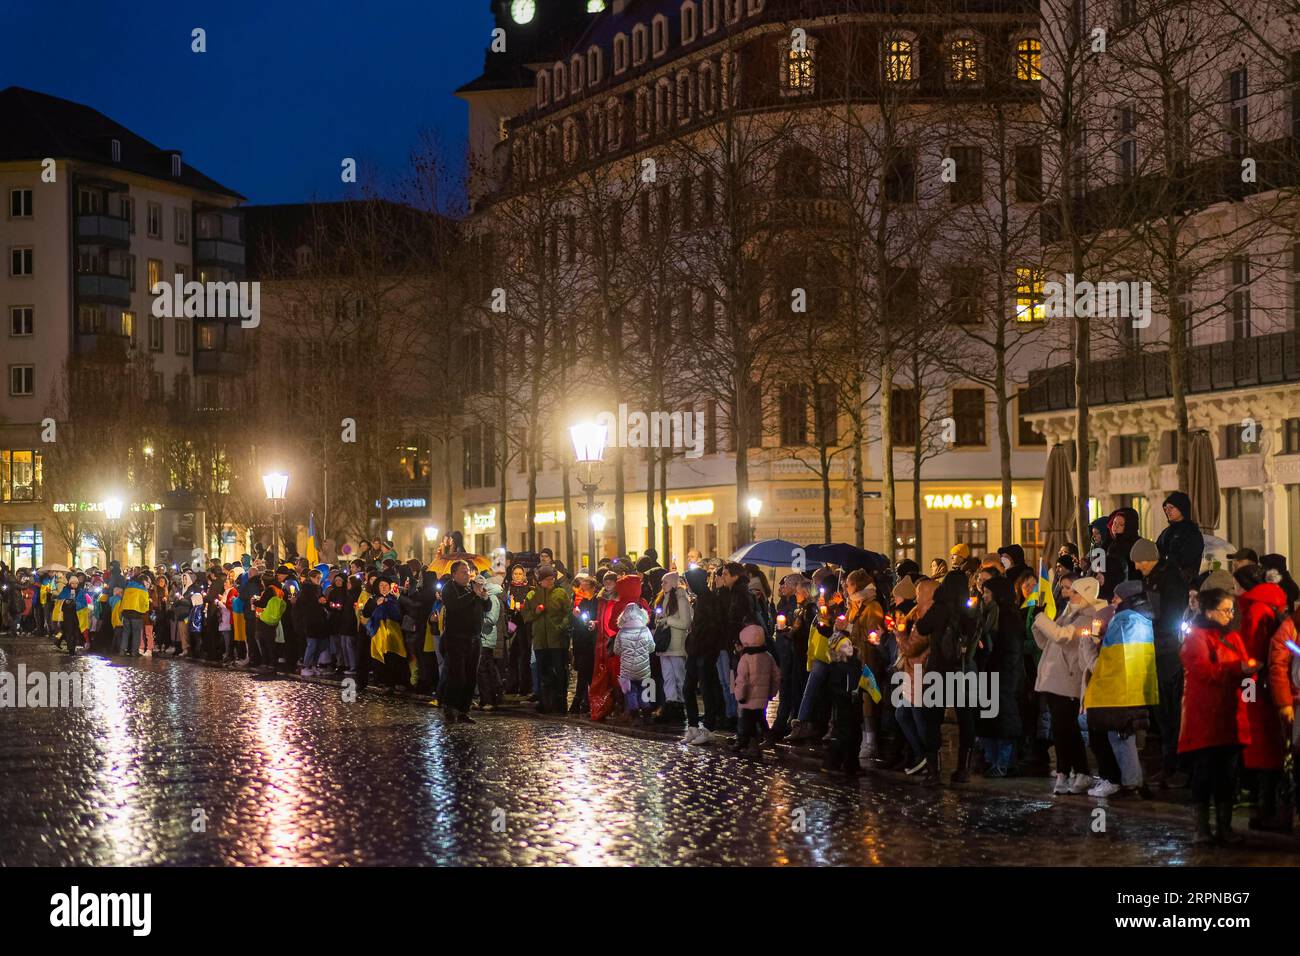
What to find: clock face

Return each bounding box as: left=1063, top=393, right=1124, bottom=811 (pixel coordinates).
left=510, top=0, right=536, bottom=24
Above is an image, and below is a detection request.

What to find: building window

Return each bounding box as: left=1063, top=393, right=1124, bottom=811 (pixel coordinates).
left=884, top=148, right=916, bottom=203
left=1019, top=518, right=1043, bottom=569
left=1225, top=487, right=1264, bottom=553
left=895, top=519, right=917, bottom=564
left=781, top=38, right=816, bottom=95
left=570, top=55, right=585, bottom=95
left=884, top=36, right=915, bottom=82
left=147, top=201, right=162, bottom=238
left=952, top=387, right=986, bottom=446
left=948, top=36, right=981, bottom=83
left=702, top=0, right=719, bottom=33
left=0, top=450, right=42, bottom=502
left=78, top=188, right=102, bottom=214
left=635, top=86, right=651, bottom=139
left=676, top=71, right=693, bottom=123
left=1017, top=389, right=1046, bottom=446
left=149, top=315, right=163, bottom=351
left=9, top=306, right=33, bottom=337
left=681, top=1, right=698, bottom=43
left=9, top=188, right=32, bottom=218
left=891, top=387, right=918, bottom=445
left=652, top=15, right=668, bottom=57
left=949, top=145, right=983, bottom=203
left=76, top=304, right=105, bottom=334
left=1015, top=37, right=1042, bottom=81
left=614, top=34, right=629, bottom=73
left=699, top=61, right=716, bottom=114
left=1221, top=423, right=1261, bottom=458
left=1016, top=267, right=1045, bottom=321
left=9, top=247, right=33, bottom=276
left=174, top=207, right=188, bottom=244
left=1117, top=434, right=1149, bottom=466
left=1015, top=145, right=1042, bottom=202
left=814, top=382, right=838, bottom=445
left=1228, top=68, right=1248, bottom=157
left=588, top=46, right=604, bottom=84
left=779, top=385, right=808, bottom=445
left=121, top=310, right=135, bottom=340
left=949, top=267, right=981, bottom=325
left=9, top=365, right=34, bottom=397
left=725, top=0, right=742, bottom=24
left=1118, top=106, right=1137, bottom=179
left=1284, top=419, right=1300, bottom=455
left=120, top=195, right=134, bottom=231
left=954, top=518, right=988, bottom=558
left=632, top=24, right=648, bottom=66
left=175, top=318, right=191, bottom=356
left=147, top=258, right=163, bottom=293
left=655, top=78, right=674, bottom=130
left=553, top=63, right=567, bottom=102
left=1228, top=255, right=1251, bottom=338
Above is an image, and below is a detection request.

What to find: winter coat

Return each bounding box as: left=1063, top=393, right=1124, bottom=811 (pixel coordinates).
left=524, top=583, right=571, bottom=650
left=571, top=596, right=599, bottom=653
left=977, top=597, right=1024, bottom=738
left=325, top=584, right=356, bottom=635
left=1103, top=506, right=1141, bottom=599
left=1079, top=595, right=1157, bottom=733
left=1179, top=620, right=1251, bottom=753
left=1031, top=599, right=1098, bottom=699
left=292, top=580, right=329, bottom=639
left=612, top=605, right=655, bottom=682
left=1156, top=492, right=1203, bottom=578
left=1143, top=561, right=1190, bottom=656
left=1267, top=615, right=1300, bottom=710
left=732, top=644, right=781, bottom=709
left=684, top=582, right=725, bottom=658
left=1236, top=581, right=1288, bottom=770
left=915, top=571, right=975, bottom=675
left=658, top=591, right=692, bottom=656
left=479, top=579, right=505, bottom=650
left=442, top=580, right=488, bottom=642
left=719, top=579, right=755, bottom=653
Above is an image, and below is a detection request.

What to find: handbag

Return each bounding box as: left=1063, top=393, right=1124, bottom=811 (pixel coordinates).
left=653, top=620, right=672, bottom=654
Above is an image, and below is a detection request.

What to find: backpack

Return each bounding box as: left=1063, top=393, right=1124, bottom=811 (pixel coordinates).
left=188, top=604, right=205, bottom=633
left=261, top=595, right=287, bottom=627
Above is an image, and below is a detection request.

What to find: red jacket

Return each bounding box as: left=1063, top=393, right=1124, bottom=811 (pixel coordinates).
left=1268, top=616, right=1298, bottom=710
left=1178, top=622, right=1252, bottom=753
left=1236, top=583, right=1287, bottom=769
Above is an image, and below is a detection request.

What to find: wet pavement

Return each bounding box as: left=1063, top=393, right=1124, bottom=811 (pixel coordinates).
left=2, top=634, right=1296, bottom=866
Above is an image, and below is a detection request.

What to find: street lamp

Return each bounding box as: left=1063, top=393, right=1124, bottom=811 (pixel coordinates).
left=747, top=496, right=762, bottom=541
left=424, top=525, right=439, bottom=563
left=103, top=497, right=123, bottom=565
left=570, top=422, right=608, bottom=575
left=262, top=472, right=288, bottom=565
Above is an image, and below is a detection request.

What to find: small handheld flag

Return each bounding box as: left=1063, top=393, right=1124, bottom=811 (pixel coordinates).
left=306, top=512, right=319, bottom=567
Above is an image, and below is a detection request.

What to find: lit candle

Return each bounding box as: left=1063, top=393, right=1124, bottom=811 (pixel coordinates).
left=1091, top=618, right=1102, bottom=632
left=1247, top=658, right=1258, bottom=669
left=776, top=613, right=787, bottom=629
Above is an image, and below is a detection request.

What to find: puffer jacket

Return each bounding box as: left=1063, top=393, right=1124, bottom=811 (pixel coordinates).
left=732, top=630, right=781, bottom=708
left=1032, top=599, right=1099, bottom=699
left=479, top=579, right=504, bottom=650
left=612, top=605, right=656, bottom=682
left=524, top=583, right=572, bottom=650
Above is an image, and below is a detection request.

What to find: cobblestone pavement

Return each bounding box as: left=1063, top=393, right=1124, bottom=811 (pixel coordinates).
left=2, top=635, right=1296, bottom=866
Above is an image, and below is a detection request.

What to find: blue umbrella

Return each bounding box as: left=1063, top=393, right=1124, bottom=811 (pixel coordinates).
left=802, top=543, right=889, bottom=573
left=728, top=539, right=818, bottom=568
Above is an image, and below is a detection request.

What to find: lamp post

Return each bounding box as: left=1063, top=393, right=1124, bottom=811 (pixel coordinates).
left=262, top=472, right=288, bottom=565
left=103, top=497, right=123, bottom=565
left=424, top=525, right=439, bottom=563
left=747, top=496, right=762, bottom=542
left=570, top=423, right=608, bottom=575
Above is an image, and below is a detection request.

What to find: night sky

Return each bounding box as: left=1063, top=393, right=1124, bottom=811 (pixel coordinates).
left=0, top=0, right=494, bottom=205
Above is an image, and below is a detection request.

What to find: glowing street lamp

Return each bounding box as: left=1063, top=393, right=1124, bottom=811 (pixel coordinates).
left=102, top=496, right=123, bottom=563
left=262, top=472, right=289, bottom=563
left=570, top=423, right=608, bottom=574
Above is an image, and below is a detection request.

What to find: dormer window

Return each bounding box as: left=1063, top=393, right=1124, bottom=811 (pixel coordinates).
left=614, top=33, right=629, bottom=74
left=571, top=55, right=585, bottom=95
left=111, top=138, right=121, bottom=163
left=652, top=15, right=669, bottom=57
left=171, top=153, right=182, bottom=178
left=702, top=0, right=718, bottom=34
left=884, top=34, right=916, bottom=82
left=725, top=0, right=742, bottom=24
left=681, top=2, right=698, bottom=44
left=537, top=70, right=551, bottom=107
left=632, top=24, right=648, bottom=66
left=947, top=34, right=982, bottom=84
left=553, top=63, right=567, bottom=101
left=588, top=45, right=604, bottom=84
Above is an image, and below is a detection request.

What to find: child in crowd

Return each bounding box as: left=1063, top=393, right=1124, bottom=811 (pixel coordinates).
left=612, top=604, right=656, bottom=724
left=732, top=623, right=780, bottom=756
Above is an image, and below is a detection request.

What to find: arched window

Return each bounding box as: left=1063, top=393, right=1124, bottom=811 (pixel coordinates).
left=702, top=0, right=719, bottom=34
left=588, top=45, right=604, bottom=84
left=570, top=55, right=585, bottom=95
left=537, top=70, right=551, bottom=107
left=775, top=147, right=821, bottom=199
left=652, top=15, right=669, bottom=57
left=553, top=63, right=567, bottom=101
left=655, top=77, right=673, bottom=131
left=632, top=24, right=649, bottom=66
left=698, top=60, right=716, bottom=114
left=635, top=86, right=651, bottom=139
left=545, top=125, right=561, bottom=170
left=1014, top=35, right=1042, bottom=81
left=562, top=118, right=581, bottom=164
left=681, top=1, right=698, bottom=44
left=588, top=106, right=604, bottom=156
left=606, top=97, right=624, bottom=150
left=883, top=33, right=917, bottom=83
left=676, top=70, right=693, bottom=124
left=724, top=0, right=742, bottom=24
left=614, top=33, right=629, bottom=74
left=780, top=35, right=817, bottom=96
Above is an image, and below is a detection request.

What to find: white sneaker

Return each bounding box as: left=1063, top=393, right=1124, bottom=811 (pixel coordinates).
left=1052, top=772, right=1069, bottom=795
left=682, top=726, right=701, bottom=743
left=1068, top=772, right=1095, bottom=795
left=690, top=729, right=718, bottom=747
left=300, top=667, right=316, bottom=677
left=905, top=757, right=927, bottom=775
left=1088, top=779, right=1121, bottom=798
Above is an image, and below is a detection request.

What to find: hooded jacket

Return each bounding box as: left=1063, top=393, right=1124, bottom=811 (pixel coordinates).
left=1179, top=617, right=1251, bottom=753
left=612, top=605, right=656, bottom=681
left=478, top=578, right=505, bottom=650
left=1156, top=491, right=1203, bottom=578
left=1236, top=581, right=1287, bottom=770
left=1032, top=578, right=1104, bottom=699
left=732, top=625, right=780, bottom=707
left=657, top=578, right=692, bottom=656
left=1103, top=507, right=1141, bottom=598
left=915, top=570, right=975, bottom=674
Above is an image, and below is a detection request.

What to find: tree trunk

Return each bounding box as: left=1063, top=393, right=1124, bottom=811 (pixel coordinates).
left=645, top=447, right=656, bottom=559
left=659, top=453, right=669, bottom=563
left=561, top=460, right=575, bottom=573
left=995, top=354, right=1013, bottom=546
left=880, top=358, right=895, bottom=559
left=613, top=446, right=627, bottom=556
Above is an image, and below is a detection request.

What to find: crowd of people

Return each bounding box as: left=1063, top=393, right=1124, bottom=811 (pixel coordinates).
left=2, top=491, right=1297, bottom=846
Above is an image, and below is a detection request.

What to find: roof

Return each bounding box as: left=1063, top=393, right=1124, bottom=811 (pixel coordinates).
left=0, top=86, right=244, bottom=200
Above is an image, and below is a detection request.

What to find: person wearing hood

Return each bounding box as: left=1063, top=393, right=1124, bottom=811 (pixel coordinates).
left=440, top=561, right=488, bottom=721
left=613, top=603, right=656, bottom=725
left=654, top=571, right=692, bottom=726
left=1157, top=491, right=1204, bottom=579
left=1102, top=507, right=1141, bottom=599
left=1233, top=563, right=1288, bottom=830
left=683, top=567, right=725, bottom=743
left=771, top=576, right=814, bottom=744
left=325, top=571, right=358, bottom=674
left=1260, top=553, right=1300, bottom=611
left=1180, top=586, right=1257, bottom=844
left=1131, top=534, right=1191, bottom=788
left=476, top=572, right=506, bottom=710
left=1085, top=517, right=1112, bottom=580
left=914, top=569, right=979, bottom=785
left=569, top=575, right=600, bottom=715
left=843, top=569, right=885, bottom=765
left=976, top=575, right=1024, bottom=777
left=118, top=573, right=150, bottom=658
left=1032, top=575, right=1104, bottom=795
left=997, top=545, right=1029, bottom=590
left=1079, top=579, right=1157, bottom=798
left=503, top=564, right=533, bottom=697
left=732, top=623, right=780, bottom=757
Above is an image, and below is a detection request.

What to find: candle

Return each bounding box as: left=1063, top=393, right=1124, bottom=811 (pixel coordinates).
left=1247, top=658, right=1258, bottom=669
left=776, top=613, right=787, bottom=629
left=967, top=596, right=977, bottom=608
left=868, top=629, right=880, bottom=645
left=1091, top=618, right=1102, bottom=632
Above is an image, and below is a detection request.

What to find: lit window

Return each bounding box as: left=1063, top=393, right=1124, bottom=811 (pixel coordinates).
left=786, top=46, right=815, bottom=91
left=1016, top=268, right=1045, bottom=321
left=886, top=38, right=914, bottom=82
left=949, top=38, right=980, bottom=83
left=1016, top=38, right=1042, bottom=81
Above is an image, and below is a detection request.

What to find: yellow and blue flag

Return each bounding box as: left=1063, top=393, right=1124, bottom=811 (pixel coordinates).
left=306, top=512, right=319, bottom=566
left=1027, top=559, right=1057, bottom=620
left=1084, top=609, right=1159, bottom=709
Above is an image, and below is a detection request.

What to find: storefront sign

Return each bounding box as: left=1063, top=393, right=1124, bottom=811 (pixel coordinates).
left=533, top=510, right=566, bottom=524
left=374, top=497, right=428, bottom=511
left=924, top=493, right=1018, bottom=510
left=52, top=502, right=161, bottom=513
left=666, top=498, right=714, bottom=519
left=464, top=508, right=497, bottom=531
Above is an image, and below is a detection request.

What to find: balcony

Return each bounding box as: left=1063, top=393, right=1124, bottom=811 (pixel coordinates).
left=194, top=237, right=246, bottom=271
left=75, top=272, right=131, bottom=306
left=745, top=196, right=851, bottom=231
left=195, top=350, right=244, bottom=375
left=1023, top=329, right=1300, bottom=414
left=76, top=214, right=130, bottom=247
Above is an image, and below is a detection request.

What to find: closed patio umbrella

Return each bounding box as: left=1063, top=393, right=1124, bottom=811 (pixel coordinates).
left=1038, top=443, right=1076, bottom=565
left=1187, top=430, right=1220, bottom=533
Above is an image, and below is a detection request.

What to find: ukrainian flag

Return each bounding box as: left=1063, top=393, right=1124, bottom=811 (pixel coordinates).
left=120, top=580, right=150, bottom=615
left=1084, top=609, right=1159, bottom=709
left=306, top=512, right=319, bottom=567
left=1026, top=559, right=1057, bottom=620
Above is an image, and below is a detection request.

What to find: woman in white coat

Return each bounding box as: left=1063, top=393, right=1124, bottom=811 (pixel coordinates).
left=654, top=571, right=693, bottom=725
left=1033, top=575, right=1107, bottom=795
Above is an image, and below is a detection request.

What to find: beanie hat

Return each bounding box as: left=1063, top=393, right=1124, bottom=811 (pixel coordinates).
left=1114, top=579, right=1144, bottom=601
left=1070, top=576, right=1103, bottom=606
left=1129, top=538, right=1159, bottom=564
left=1203, top=569, right=1236, bottom=593
left=739, top=623, right=766, bottom=647
left=950, top=543, right=971, bottom=562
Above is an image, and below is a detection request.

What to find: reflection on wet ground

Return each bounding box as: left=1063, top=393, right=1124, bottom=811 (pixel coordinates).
left=1, top=636, right=1295, bottom=866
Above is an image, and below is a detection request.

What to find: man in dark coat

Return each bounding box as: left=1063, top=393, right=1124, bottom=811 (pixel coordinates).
left=441, top=560, right=488, bottom=723
left=1133, top=532, right=1192, bottom=788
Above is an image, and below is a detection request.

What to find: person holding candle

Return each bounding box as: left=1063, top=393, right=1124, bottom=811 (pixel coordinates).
left=974, top=575, right=1024, bottom=777
left=1233, top=563, right=1289, bottom=830
left=843, top=569, right=885, bottom=766
left=1180, top=587, right=1257, bottom=844
left=653, top=571, right=692, bottom=727
left=1266, top=593, right=1300, bottom=825
left=789, top=571, right=841, bottom=743
left=522, top=564, right=571, bottom=714
left=568, top=575, right=599, bottom=715
left=770, top=576, right=814, bottom=744
left=733, top=623, right=781, bottom=756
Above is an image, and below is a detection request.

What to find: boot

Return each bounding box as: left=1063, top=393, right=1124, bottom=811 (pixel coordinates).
left=950, top=747, right=973, bottom=784
left=1193, top=803, right=1214, bottom=845
left=922, top=752, right=942, bottom=787
left=1215, top=803, right=1243, bottom=844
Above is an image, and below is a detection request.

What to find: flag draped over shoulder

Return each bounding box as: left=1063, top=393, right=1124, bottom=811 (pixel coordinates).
left=1084, top=609, right=1159, bottom=709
